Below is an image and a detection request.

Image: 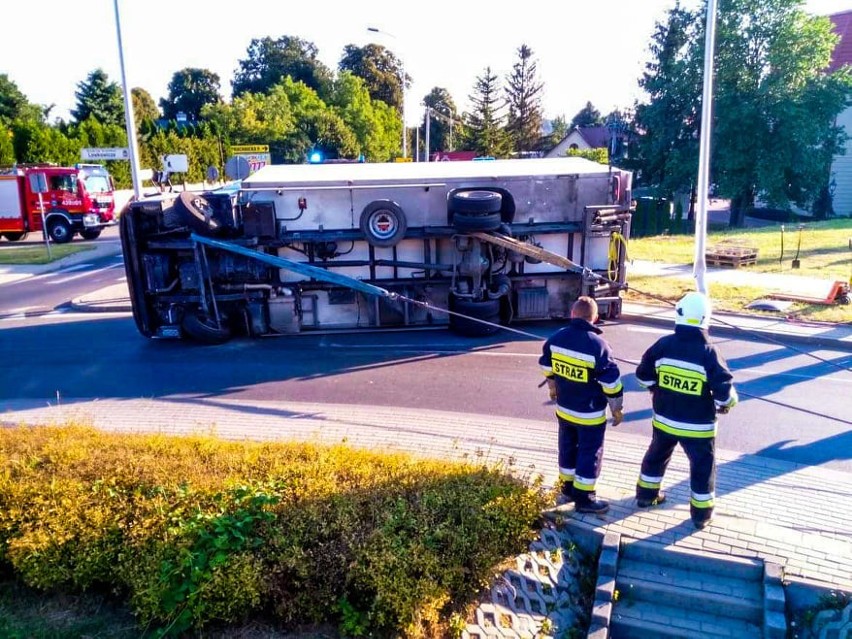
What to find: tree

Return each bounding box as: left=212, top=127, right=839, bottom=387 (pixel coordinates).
left=634, top=3, right=704, bottom=196
left=131, top=88, right=160, bottom=126
left=421, top=87, right=458, bottom=154
left=0, top=74, right=29, bottom=125
left=635, top=0, right=851, bottom=226
left=71, top=69, right=125, bottom=126
left=462, top=67, right=512, bottom=158
left=712, top=0, right=850, bottom=225
left=160, top=68, right=222, bottom=121
left=232, top=36, right=333, bottom=100
left=541, top=114, right=569, bottom=153
left=0, top=126, right=14, bottom=165
left=505, top=44, right=545, bottom=154
left=330, top=72, right=400, bottom=162
left=338, top=43, right=406, bottom=111
left=570, top=101, right=603, bottom=128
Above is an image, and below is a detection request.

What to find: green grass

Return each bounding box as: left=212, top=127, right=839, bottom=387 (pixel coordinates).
left=628, top=219, right=852, bottom=280
left=625, top=275, right=852, bottom=324
left=0, top=243, right=94, bottom=265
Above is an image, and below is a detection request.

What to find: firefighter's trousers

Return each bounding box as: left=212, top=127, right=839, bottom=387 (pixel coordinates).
left=558, top=417, right=606, bottom=505
left=636, top=427, right=716, bottom=524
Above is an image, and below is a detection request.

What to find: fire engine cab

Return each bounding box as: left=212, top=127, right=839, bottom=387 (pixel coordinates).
left=0, top=164, right=116, bottom=243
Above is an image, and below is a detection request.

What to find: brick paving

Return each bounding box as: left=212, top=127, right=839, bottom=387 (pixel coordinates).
left=2, top=396, right=851, bottom=593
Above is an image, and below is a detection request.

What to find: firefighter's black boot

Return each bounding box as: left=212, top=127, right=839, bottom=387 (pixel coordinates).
left=556, top=481, right=574, bottom=506
left=637, top=492, right=667, bottom=508
left=575, top=498, right=609, bottom=514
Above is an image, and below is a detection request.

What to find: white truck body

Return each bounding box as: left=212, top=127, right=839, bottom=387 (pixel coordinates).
left=120, top=157, right=632, bottom=342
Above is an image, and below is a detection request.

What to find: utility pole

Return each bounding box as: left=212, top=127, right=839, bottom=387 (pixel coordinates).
left=367, top=27, right=407, bottom=159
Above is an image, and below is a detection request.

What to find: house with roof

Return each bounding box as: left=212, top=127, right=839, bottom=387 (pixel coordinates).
left=545, top=125, right=633, bottom=163
left=828, top=10, right=852, bottom=217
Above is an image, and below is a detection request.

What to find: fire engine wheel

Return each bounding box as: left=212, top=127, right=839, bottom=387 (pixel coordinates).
left=79, top=229, right=102, bottom=241
left=175, top=191, right=222, bottom=235
left=452, top=212, right=502, bottom=232
left=359, top=200, right=407, bottom=248
left=448, top=293, right=502, bottom=337
left=3, top=232, right=29, bottom=242
left=450, top=190, right=502, bottom=215
left=181, top=311, right=233, bottom=345
left=47, top=219, right=73, bottom=244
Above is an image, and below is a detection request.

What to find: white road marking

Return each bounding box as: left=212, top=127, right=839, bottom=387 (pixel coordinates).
left=47, top=262, right=123, bottom=285
left=625, top=326, right=670, bottom=335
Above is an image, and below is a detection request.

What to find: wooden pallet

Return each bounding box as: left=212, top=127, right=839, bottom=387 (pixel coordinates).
left=706, top=240, right=759, bottom=268
left=706, top=253, right=758, bottom=268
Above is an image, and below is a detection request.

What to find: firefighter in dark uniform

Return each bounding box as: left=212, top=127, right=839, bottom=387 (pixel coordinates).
left=540, top=296, right=624, bottom=514
left=634, top=292, right=738, bottom=529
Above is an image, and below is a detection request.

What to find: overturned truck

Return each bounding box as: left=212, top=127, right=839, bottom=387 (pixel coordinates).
left=120, top=157, right=633, bottom=343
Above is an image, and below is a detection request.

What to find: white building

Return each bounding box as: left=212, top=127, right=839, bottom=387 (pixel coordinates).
left=828, top=10, right=852, bottom=217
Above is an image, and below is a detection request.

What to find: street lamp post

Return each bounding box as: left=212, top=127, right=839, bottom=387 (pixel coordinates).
left=112, top=0, right=143, bottom=200
left=367, top=27, right=406, bottom=159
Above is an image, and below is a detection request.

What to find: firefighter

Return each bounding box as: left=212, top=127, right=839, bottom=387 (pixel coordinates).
left=634, top=291, right=738, bottom=529
left=540, top=296, right=624, bottom=514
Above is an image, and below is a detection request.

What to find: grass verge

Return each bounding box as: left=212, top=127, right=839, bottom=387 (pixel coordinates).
left=624, top=275, right=851, bottom=324
left=0, top=243, right=94, bottom=265
left=628, top=219, right=852, bottom=281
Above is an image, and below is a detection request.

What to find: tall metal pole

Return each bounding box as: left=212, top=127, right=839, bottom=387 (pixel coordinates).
left=367, top=27, right=406, bottom=159
left=113, top=0, right=143, bottom=200
left=693, top=0, right=718, bottom=295
left=425, top=107, right=431, bottom=162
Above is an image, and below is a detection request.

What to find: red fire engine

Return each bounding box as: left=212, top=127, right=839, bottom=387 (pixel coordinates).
left=0, top=164, right=116, bottom=243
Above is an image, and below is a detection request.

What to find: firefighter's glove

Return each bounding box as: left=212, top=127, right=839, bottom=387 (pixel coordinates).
left=546, top=378, right=557, bottom=401
left=716, top=404, right=731, bottom=415
left=607, top=396, right=624, bottom=427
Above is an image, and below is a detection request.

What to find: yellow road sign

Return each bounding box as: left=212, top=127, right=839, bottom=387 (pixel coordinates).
left=232, top=144, right=269, bottom=154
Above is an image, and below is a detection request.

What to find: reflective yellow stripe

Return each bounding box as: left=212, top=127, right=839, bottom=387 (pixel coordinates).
left=638, top=478, right=661, bottom=489
left=652, top=417, right=716, bottom=438
left=601, top=381, right=623, bottom=395
left=559, top=471, right=575, bottom=483
left=573, top=476, right=596, bottom=491
left=657, top=364, right=707, bottom=381
left=556, top=408, right=606, bottom=426
left=691, top=496, right=715, bottom=509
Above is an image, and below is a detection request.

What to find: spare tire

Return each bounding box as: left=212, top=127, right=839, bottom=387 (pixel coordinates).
left=175, top=191, right=222, bottom=235
left=448, top=293, right=501, bottom=337
left=359, top=200, right=407, bottom=248
left=450, top=190, right=502, bottom=215
left=452, top=212, right=502, bottom=232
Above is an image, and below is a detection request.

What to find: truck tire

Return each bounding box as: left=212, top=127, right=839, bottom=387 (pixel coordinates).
left=79, top=229, right=102, bottom=240
left=47, top=218, right=73, bottom=244
left=175, top=191, right=222, bottom=235
left=450, top=190, right=502, bottom=215
left=452, top=212, right=502, bottom=232
left=181, top=311, right=233, bottom=344
left=3, top=232, right=28, bottom=242
left=448, top=293, right=501, bottom=337
left=359, top=200, right=407, bottom=248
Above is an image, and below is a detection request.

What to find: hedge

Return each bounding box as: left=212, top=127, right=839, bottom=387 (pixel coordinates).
left=0, top=426, right=549, bottom=638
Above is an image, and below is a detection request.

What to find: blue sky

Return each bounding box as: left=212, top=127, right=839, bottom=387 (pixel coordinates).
left=1, top=0, right=848, bottom=125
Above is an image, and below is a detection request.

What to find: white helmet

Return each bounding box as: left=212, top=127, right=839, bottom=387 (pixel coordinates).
left=675, top=292, right=712, bottom=329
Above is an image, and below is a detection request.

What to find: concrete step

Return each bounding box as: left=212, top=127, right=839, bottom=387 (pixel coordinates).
left=621, top=539, right=764, bottom=581
left=616, top=558, right=763, bottom=623
left=610, top=600, right=762, bottom=639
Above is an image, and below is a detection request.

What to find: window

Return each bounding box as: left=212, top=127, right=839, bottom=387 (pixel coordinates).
left=49, top=174, right=77, bottom=193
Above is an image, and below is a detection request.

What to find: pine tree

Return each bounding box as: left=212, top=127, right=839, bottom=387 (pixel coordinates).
left=72, top=69, right=125, bottom=126
left=505, top=44, right=544, bottom=155
left=463, top=67, right=511, bottom=158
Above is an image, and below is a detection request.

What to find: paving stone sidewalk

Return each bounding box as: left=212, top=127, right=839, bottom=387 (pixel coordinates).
left=3, top=397, right=850, bottom=593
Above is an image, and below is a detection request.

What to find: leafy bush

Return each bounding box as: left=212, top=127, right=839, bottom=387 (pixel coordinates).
left=0, top=426, right=548, bottom=637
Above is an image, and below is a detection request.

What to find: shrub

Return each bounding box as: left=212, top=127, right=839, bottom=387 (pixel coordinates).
left=0, top=426, right=548, bottom=637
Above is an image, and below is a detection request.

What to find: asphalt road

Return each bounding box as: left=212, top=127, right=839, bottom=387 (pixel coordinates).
left=1, top=308, right=850, bottom=472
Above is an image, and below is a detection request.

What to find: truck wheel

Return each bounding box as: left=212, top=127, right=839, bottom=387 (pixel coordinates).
left=448, top=293, right=501, bottom=337
left=175, top=191, right=222, bottom=235
left=181, top=311, right=233, bottom=344
left=3, top=232, right=29, bottom=242
left=79, top=229, right=102, bottom=240
left=47, top=219, right=73, bottom=244
left=450, top=190, right=502, bottom=215
left=359, top=200, right=407, bottom=248
left=452, top=212, right=502, bottom=232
